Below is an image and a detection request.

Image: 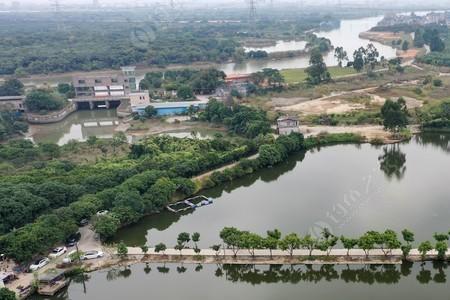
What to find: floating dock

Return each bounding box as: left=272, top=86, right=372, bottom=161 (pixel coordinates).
left=167, top=196, right=213, bottom=213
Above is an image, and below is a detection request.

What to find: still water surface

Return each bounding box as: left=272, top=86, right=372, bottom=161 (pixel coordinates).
left=31, top=262, right=450, bottom=300
left=114, top=133, right=450, bottom=247
left=220, top=16, right=397, bottom=74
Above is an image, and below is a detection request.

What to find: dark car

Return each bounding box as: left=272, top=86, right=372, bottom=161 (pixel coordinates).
left=66, top=232, right=81, bottom=247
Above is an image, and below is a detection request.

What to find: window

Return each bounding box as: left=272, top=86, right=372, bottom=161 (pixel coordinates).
left=95, top=79, right=102, bottom=84
left=111, top=78, right=118, bottom=83
left=78, top=80, right=86, bottom=84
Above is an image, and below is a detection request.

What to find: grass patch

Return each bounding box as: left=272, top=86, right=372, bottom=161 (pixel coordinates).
left=281, top=67, right=358, bottom=84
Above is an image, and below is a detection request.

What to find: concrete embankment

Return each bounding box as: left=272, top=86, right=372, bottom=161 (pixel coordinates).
left=107, top=247, right=450, bottom=266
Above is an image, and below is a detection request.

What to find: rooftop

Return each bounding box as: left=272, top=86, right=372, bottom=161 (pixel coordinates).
left=0, top=95, right=25, bottom=101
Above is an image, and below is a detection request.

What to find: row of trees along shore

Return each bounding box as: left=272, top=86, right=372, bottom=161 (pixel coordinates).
left=126, top=228, right=450, bottom=261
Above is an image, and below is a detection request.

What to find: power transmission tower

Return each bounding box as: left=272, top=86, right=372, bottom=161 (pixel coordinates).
left=49, top=0, right=60, bottom=12
left=248, top=0, right=256, bottom=23
left=93, top=0, right=100, bottom=7
left=170, top=0, right=175, bottom=9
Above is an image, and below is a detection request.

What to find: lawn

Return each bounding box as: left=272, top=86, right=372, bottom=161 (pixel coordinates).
left=281, top=66, right=358, bottom=84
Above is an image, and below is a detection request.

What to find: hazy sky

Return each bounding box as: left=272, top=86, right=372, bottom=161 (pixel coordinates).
left=2, top=0, right=450, bottom=9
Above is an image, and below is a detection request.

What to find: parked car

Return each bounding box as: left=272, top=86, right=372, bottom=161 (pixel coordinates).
left=62, top=250, right=78, bottom=264
left=29, top=258, right=49, bottom=272
left=66, top=232, right=81, bottom=247
left=79, top=219, right=89, bottom=226
left=48, top=247, right=67, bottom=258
left=96, top=210, right=109, bottom=216
left=81, top=250, right=104, bottom=260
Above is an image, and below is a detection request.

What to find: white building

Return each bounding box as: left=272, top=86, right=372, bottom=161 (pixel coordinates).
left=277, top=116, right=300, bottom=135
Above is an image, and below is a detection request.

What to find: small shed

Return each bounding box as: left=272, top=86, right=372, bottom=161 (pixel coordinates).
left=37, top=269, right=69, bottom=296
left=277, top=116, right=300, bottom=135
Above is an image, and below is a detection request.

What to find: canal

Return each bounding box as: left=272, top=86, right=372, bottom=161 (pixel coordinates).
left=30, top=262, right=450, bottom=300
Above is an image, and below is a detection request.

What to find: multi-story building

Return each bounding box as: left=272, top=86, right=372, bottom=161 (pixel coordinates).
left=72, top=66, right=137, bottom=98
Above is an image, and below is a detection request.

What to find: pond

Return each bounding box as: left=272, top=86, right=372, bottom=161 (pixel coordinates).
left=27, top=109, right=122, bottom=146
left=219, top=15, right=398, bottom=74
left=114, top=133, right=450, bottom=248
left=30, top=262, right=450, bottom=300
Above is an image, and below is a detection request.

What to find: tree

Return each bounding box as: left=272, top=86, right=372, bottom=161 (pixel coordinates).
left=117, top=241, right=128, bottom=259
left=0, top=288, right=16, bottom=300
left=94, top=214, right=120, bottom=240
left=418, top=241, right=433, bottom=260
left=352, top=47, right=365, bottom=72
left=258, top=144, right=283, bottom=167
left=240, top=232, right=263, bottom=257
left=25, top=89, right=65, bottom=112
left=334, top=46, right=348, bottom=67
left=358, top=232, right=375, bottom=258
left=402, top=40, right=409, bottom=51
left=301, top=234, right=318, bottom=257
left=279, top=233, right=301, bottom=256
left=264, top=229, right=281, bottom=258
left=220, top=227, right=244, bottom=257
left=340, top=236, right=358, bottom=256
left=0, top=79, right=24, bottom=96
left=211, top=244, right=221, bottom=257
left=429, top=30, right=445, bottom=52
left=112, top=132, right=127, bottom=154
left=305, top=48, right=331, bottom=85
left=433, top=232, right=449, bottom=242
left=380, top=229, right=401, bottom=256
left=155, top=243, right=167, bottom=255
left=176, top=232, right=191, bottom=253
left=401, top=244, right=412, bottom=259
left=192, top=232, right=200, bottom=250
left=435, top=241, right=448, bottom=260
left=401, top=229, right=415, bottom=244
left=380, top=98, right=408, bottom=132
left=143, top=105, right=157, bottom=118
left=141, top=245, right=149, bottom=255
left=177, top=85, right=194, bottom=100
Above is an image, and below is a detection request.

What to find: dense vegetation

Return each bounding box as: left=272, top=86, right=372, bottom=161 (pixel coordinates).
left=419, top=100, right=450, bottom=130
left=0, top=112, right=28, bottom=141
left=0, top=10, right=338, bottom=75
left=199, top=99, right=272, bottom=138
left=0, top=135, right=256, bottom=262
left=0, top=79, right=24, bottom=96
left=139, top=68, right=226, bottom=99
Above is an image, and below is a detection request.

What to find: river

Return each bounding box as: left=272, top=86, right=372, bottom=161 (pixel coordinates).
left=220, top=15, right=397, bottom=74
left=114, top=133, right=450, bottom=247
left=27, top=15, right=397, bottom=145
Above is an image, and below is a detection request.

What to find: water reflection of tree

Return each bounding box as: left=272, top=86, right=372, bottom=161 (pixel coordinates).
left=378, top=144, right=407, bottom=180
left=145, top=262, right=449, bottom=285
left=415, top=132, right=450, bottom=154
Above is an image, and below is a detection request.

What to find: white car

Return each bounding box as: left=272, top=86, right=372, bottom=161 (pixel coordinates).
left=29, top=258, right=50, bottom=272
left=62, top=250, right=78, bottom=264
left=96, top=210, right=109, bottom=216
left=49, top=247, right=67, bottom=258
left=81, top=250, right=104, bottom=260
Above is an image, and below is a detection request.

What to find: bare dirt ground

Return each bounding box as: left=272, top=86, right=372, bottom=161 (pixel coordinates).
left=276, top=86, right=423, bottom=115
left=300, top=124, right=420, bottom=142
